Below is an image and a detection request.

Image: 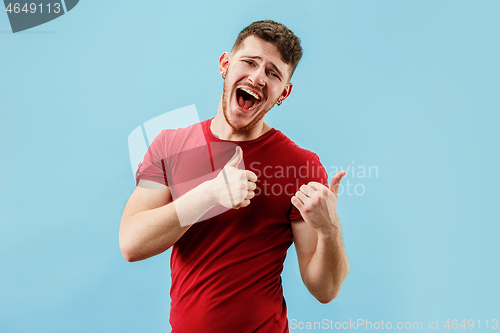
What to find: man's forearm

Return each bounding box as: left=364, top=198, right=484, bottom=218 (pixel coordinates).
left=304, top=227, right=349, bottom=303
left=119, top=181, right=216, bottom=262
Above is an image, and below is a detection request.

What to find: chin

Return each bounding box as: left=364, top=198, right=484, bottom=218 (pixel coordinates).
left=224, top=110, right=254, bottom=131
left=226, top=107, right=270, bottom=132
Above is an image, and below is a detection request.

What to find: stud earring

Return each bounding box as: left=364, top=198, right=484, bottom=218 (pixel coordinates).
left=276, top=99, right=282, bottom=106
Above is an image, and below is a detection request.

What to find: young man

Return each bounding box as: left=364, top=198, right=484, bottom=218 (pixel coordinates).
left=120, top=20, right=349, bottom=333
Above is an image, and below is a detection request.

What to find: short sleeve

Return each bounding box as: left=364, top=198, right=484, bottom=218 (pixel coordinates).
left=135, top=130, right=169, bottom=186
left=288, top=152, right=329, bottom=221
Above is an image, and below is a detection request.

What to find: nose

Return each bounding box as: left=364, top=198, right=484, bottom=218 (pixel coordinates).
left=248, top=67, right=266, bottom=87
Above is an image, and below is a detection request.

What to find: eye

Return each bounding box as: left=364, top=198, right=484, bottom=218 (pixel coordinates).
left=244, top=60, right=254, bottom=66
left=268, top=71, right=281, bottom=80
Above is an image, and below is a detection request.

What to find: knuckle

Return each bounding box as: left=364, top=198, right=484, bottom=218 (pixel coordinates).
left=314, top=195, right=323, bottom=205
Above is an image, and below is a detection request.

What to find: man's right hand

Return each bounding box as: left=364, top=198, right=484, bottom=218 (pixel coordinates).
left=209, top=146, right=257, bottom=209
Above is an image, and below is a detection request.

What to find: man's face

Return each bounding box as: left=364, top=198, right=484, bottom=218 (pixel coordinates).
left=220, top=35, right=293, bottom=131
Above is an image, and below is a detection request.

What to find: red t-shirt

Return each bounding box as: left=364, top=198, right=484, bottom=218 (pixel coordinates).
left=136, top=119, right=328, bottom=333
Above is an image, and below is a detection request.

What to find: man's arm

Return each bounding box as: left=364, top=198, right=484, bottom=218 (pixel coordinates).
left=119, top=147, right=257, bottom=262
left=119, top=179, right=209, bottom=262
left=291, top=171, right=349, bottom=303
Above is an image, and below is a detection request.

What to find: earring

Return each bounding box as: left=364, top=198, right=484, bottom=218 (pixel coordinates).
left=222, top=72, right=226, bottom=79
left=276, top=99, right=282, bottom=106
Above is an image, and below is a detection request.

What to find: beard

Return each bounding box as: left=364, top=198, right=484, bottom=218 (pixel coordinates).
left=221, top=71, right=280, bottom=132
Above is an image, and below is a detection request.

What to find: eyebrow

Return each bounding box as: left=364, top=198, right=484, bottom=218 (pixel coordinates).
left=242, top=55, right=284, bottom=79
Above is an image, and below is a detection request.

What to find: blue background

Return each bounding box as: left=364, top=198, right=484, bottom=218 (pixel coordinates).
left=1, top=1, right=499, bottom=332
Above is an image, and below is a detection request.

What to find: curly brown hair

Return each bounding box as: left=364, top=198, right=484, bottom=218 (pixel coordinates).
left=231, top=20, right=303, bottom=79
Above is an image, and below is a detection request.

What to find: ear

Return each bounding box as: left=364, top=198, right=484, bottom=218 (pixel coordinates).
left=219, top=52, right=230, bottom=77
left=279, top=82, right=293, bottom=103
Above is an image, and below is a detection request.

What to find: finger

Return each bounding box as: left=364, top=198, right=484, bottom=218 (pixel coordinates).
left=246, top=190, right=255, bottom=200
left=308, top=182, right=329, bottom=197
left=299, top=184, right=315, bottom=197
left=247, top=181, right=257, bottom=191
left=307, top=181, right=325, bottom=191
left=294, top=190, right=309, bottom=204
left=291, top=195, right=304, bottom=210
left=237, top=199, right=251, bottom=208
left=330, top=170, right=347, bottom=195
left=226, top=146, right=243, bottom=167
left=245, top=170, right=257, bottom=182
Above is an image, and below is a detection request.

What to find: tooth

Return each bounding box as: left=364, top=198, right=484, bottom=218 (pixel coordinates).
left=248, top=101, right=258, bottom=111
left=242, top=87, right=260, bottom=100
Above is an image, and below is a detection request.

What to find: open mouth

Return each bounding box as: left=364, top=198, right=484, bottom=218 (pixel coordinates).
left=236, top=87, right=261, bottom=111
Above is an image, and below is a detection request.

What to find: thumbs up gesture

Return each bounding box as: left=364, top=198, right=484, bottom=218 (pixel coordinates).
left=291, top=171, right=347, bottom=233
left=210, top=147, right=258, bottom=209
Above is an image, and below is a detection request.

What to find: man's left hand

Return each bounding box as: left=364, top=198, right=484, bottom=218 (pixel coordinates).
left=291, top=171, right=347, bottom=235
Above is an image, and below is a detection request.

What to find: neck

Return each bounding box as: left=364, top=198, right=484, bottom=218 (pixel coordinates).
left=211, top=101, right=271, bottom=141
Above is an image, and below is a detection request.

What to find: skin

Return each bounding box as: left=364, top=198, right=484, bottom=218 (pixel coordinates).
left=291, top=172, right=350, bottom=303
left=119, top=35, right=349, bottom=304
left=211, top=35, right=293, bottom=141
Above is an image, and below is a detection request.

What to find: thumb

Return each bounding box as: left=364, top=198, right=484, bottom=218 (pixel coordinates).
left=330, top=170, right=347, bottom=195
left=226, top=146, right=243, bottom=167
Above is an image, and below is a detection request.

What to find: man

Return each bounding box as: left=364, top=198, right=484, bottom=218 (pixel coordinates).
left=120, top=20, right=349, bottom=332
